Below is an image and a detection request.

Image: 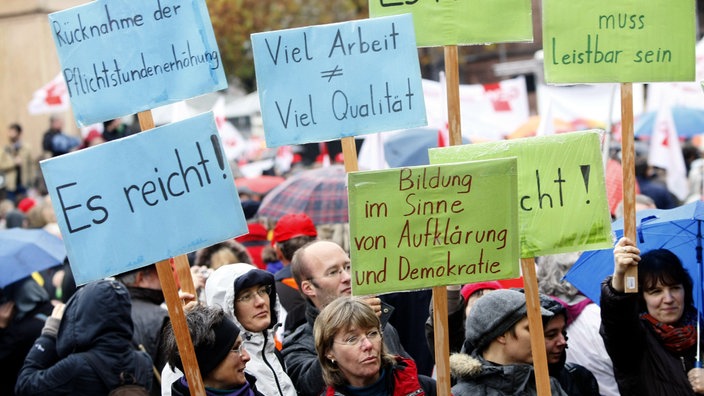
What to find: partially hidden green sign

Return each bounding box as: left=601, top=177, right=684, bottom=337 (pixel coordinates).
left=429, top=131, right=612, bottom=258
left=543, top=0, right=695, bottom=83
left=369, top=0, right=532, bottom=47
left=348, top=158, right=520, bottom=295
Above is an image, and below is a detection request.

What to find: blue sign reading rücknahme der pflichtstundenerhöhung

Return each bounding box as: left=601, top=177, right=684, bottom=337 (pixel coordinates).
left=49, top=0, right=227, bottom=126
left=251, top=14, right=427, bottom=147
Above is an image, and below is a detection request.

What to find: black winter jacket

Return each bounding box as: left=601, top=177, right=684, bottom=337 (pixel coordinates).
left=15, top=280, right=152, bottom=395
left=600, top=277, right=700, bottom=396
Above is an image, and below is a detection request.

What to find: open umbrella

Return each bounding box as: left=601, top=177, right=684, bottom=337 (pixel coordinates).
left=235, top=175, right=286, bottom=195
left=0, top=228, right=67, bottom=288
left=566, top=201, right=704, bottom=305
left=383, top=127, right=470, bottom=168
left=256, top=165, right=348, bottom=225
left=633, top=106, right=704, bottom=138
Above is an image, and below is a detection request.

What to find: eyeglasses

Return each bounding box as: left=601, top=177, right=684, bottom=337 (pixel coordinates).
left=235, top=285, right=271, bottom=303
left=308, top=264, right=351, bottom=281
left=335, top=329, right=382, bottom=347
left=231, top=343, right=246, bottom=357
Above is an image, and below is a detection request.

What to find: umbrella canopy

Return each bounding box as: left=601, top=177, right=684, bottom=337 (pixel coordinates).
left=383, top=127, right=469, bottom=168
left=256, top=165, right=348, bottom=225
left=633, top=106, right=704, bottom=138
left=565, top=201, right=704, bottom=308
left=235, top=175, right=286, bottom=195
left=0, top=228, right=67, bottom=288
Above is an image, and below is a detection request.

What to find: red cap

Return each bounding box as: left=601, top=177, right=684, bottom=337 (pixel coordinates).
left=17, top=197, right=36, bottom=213
left=273, top=213, right=317, bottom=243
left=461, top=281, right=503, bottom=301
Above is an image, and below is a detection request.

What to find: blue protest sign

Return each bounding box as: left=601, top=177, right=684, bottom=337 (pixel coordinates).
left=49, top=0, right=227, bottom=126
left=251, top=14, right=427, bottom=147
left=40, top=112, right=247, bottom=285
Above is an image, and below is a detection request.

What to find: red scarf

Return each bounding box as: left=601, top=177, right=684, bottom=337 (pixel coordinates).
left=640, top=312, right=697, bottom=353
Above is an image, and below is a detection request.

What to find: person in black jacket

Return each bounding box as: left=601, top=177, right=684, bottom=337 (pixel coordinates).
left=162, top=304, right=263, bottom=396
left=15, top=279, right=152, bottom=395
left=601, top=237, right=704, bottom=396
left=283, top=240, right=409, bottom=396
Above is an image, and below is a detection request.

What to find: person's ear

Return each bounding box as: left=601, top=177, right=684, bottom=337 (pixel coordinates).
left=496, top=333, right=507, bottom=345
left=301, top=279, right=316, bottom=298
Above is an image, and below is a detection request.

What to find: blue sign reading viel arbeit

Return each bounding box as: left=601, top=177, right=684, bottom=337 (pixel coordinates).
left=49, top=0, right=226, bottom=126
left=251, top=14, right=427, bottom=148
left=40, top=112, right=247, bottom=285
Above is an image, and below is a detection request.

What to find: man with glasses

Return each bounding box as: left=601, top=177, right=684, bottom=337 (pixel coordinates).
left=283, top=240, right=408, bottom=396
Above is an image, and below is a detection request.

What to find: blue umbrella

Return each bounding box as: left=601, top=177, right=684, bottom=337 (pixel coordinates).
left=383, top=127, right=470, bottom=168
left=0, top=228, right=66, bottom=288
left=566, top=201, right=704, bottom=306
left=634, top=106, right=704, bottom=138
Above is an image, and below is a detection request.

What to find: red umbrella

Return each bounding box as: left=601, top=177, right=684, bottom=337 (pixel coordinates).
left=235, top=175, right=285, bottom=195
left=256, top=165, right=348, bottom=225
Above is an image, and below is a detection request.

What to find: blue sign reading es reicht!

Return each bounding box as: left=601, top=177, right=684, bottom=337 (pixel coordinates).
left=251, top=14, right=427, bottom=147
left=49, top=0, right=227, bottom=126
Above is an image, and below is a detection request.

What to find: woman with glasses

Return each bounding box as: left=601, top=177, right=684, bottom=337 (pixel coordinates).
left=314, top=297, right=436, bottom=396
left=205, top=263, right=296, bottom=396
left=161, top=263, right=295, bottom=396
left=163, top=304, right=264, bottom=396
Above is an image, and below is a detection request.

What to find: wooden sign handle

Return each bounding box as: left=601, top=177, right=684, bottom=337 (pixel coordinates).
left=521, top=258, right=551, bottom=395
left=138, top=110, right=206, bottom=396
left=620, top=83, right=638, bottom=293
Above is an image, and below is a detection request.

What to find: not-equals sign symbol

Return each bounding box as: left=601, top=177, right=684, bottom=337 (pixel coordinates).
left=321, top=65, right=343, bottom=82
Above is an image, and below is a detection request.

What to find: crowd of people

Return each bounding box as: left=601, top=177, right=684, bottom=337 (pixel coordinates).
left=3, top=115, right=704, bottom=395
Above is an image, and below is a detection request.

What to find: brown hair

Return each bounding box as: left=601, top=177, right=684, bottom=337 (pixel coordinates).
left=313, top=297, right=394, bottom=387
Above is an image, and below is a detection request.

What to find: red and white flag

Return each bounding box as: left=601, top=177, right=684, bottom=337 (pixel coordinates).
left=648, top=107, right=689, bottom=201
left=28, top=73, right=70, bottom=114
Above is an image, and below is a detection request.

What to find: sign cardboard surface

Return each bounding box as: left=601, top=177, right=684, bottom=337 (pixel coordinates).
left=348, top=158, right=520, bottom=295
left=543, top=0, right=696, bottom=83
left=251, top=14, right=427, bottom=147
left=429, top=131, right=612, bottom=257
left=49, top=0, right=227, bottom=126
left=368, top=0, right=532, bottom=47
left=41, top=112, right=247, bottom=284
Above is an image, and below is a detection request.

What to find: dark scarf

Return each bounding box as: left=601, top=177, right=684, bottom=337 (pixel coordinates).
left=640, top=310, right=697, bottom=353
left=179, top=377, right=256, bottom=396
left=127, top=286, right=165, bottom=305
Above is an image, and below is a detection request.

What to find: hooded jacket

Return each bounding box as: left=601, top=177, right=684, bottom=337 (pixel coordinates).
left=15, top=279, right=152, bottom=395
left=282, top=299, right=408, bottom=396
left=450, top=351, right=567, bottom=396
left=205, top=263, right=296, bottom=396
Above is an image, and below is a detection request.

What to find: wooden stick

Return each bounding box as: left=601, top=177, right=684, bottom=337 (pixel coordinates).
left=138, top=110, right=206, bottom=396
left=432, top=286, right=452, bottom=396
left=620, top=83, right=638, bottom=293
left=521, top=258, right=551, bottom=395
left=341, top=136, right=359, bottom=173
left=444, top=46, right=462, bottom=145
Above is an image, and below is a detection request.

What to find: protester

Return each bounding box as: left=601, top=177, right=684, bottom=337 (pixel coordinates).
left=0, top=123, right=35, bottom=204
left=0, top=277, right=54, bottom=396
left=539, top=295, right=600, bottom=396
left=191, top=239, right=253, bottom=301
left=102, top=118, right=138, bottom=141
left=601, top=237, right=704, bottom=395
left=205, top=263, right=295, bottom=396
left=449, top=289, right=567, bottom=395
left=117, top=264, right=171, bottom=396
left=235, top=223, right=270, bottom=270
left=314, top=296, right=436, bottom=396
left=537, top=252, right=619, bottom=396
left=162, top=304, right=264, bottom=396
left=272, top=213, right=318, bottom=334
left=284, top=240, right=408, bottom=396
left=425, top=282, right=503, bottom=359
left=41, top=115, right=80, bottom=158
left=15, top=279, right=152, bottom=395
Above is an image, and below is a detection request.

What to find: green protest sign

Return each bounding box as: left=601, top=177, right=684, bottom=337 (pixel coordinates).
left=368, top=0, right=532, bottom=47
left=348, top=159, right=520, bottom=295
left=543, top=0, right=695, bottom=83
left=429, top=131, right=612, bottom=258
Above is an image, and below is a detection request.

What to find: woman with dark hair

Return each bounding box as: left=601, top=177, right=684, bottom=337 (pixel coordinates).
left=314, top=297, right=436, bottom=396
left=601, top=237, right=704, bottom=395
